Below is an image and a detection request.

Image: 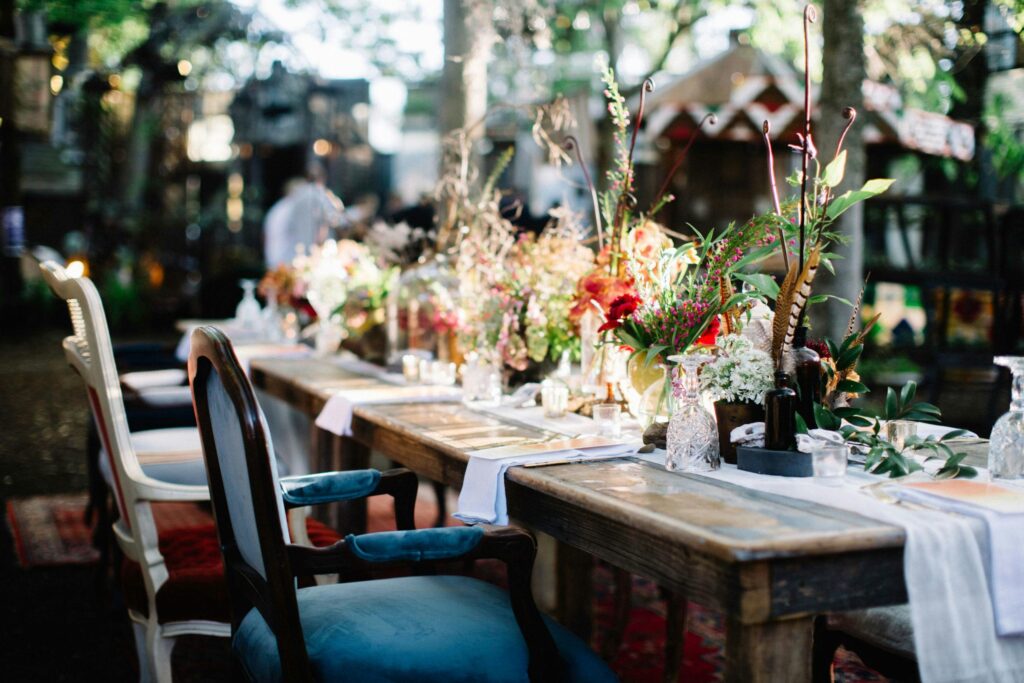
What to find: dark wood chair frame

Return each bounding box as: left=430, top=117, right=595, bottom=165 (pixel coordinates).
left=188, top=326, right=566, bottom=683
left=812, top=616, right=921, bottom=683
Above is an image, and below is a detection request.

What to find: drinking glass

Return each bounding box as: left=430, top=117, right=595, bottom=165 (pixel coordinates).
left=812, top=444, right=849, bottom=486
left=541, top=380, right=569, bottom=419
left=592, top=403, right=622, bottom=438
left=402, top=354, right=420, bottom=383
left=884, top=420, right=918, bottom=451
left=990, top=356, right=1024, bottom=479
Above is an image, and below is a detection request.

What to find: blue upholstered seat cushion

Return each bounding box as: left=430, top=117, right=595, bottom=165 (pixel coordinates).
left=234, top=575, right=617, bottom=683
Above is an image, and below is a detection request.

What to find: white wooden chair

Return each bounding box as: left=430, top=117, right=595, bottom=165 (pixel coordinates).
left=39, top=260, right=230, bottom=682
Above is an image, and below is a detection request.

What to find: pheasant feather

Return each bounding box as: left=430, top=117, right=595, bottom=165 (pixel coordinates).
left=772, top=246, right=821, bottom=366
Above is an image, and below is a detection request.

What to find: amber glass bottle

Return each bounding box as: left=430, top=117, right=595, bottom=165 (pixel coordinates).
left=790, top=326, right=822, bottom=429
left=765, top=371, right=797, bottom=450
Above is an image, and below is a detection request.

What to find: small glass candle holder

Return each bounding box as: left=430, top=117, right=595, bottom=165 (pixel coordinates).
left=812, top=443, right=849, bottom=486
left=418, top=358, right=433, bottom=385
left=541, top=380, right=569, bottom=419
left=431, top=361, right=457, bottom=386
left=884, top=420, right=918, bottom=451
left=402, top=354, right=420, bottom=383
left=592, top=403, right=622, bottom=438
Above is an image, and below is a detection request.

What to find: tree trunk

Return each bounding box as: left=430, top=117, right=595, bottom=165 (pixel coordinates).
left=440, top=0, right=489, bottom=149
left=817, top=0, right=867, bottom=341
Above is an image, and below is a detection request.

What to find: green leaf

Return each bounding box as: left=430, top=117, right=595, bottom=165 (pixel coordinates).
left=823, top=150, right=847, bottom=187
left=846, top=415, right=874, bottom=428
left=825, top=178, right=896, bottom=220
left=885, top=387, right=899, bottom=419
left=837, top=379, right=870, bottom=394
left=734, top=273, right=780, bottom=300
left=836, top=345, right=863, bottom=371
left=814, top=404, right=842, bottom=431
left=900, top=381, right=917, bottom=406
left=940, top=429, right=969, bottom=441
left=825, top=338, right=840, bottom=360
left=794, top=413, right=809, bottom=435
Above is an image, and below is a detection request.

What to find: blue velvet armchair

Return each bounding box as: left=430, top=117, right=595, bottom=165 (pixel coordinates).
left=188, top=325, right=617, bottom=683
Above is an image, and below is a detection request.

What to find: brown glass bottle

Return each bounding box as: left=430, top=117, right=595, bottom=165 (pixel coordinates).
left=791, top=326, right=822, bottom=429
left=764, top=371, right=797, bottom=450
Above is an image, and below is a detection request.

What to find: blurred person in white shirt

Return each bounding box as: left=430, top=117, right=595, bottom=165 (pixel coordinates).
left=263, top=163, right=344, bottom=268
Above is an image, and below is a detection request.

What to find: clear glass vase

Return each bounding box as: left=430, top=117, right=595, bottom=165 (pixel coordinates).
left=234, top=279, right=263, bottom=332
left=989, top=356, right=1024, bottom=479
left=666, top=352, right=720, bottom=472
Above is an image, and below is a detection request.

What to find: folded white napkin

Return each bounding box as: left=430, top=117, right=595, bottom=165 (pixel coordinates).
left=314, top=385, right=463, bottom=437
left=120, top=368, right=188, bottom=391
left=456, top=437, right=636, bottom=525
left=893, top=481, right=1024, bottom=637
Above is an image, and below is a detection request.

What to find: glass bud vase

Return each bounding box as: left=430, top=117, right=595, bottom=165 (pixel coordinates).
left=989, top=356, right=1024, bottom=479
left=666, top=352, right=720, bottom=472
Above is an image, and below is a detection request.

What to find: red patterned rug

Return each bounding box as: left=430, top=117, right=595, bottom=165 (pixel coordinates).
left=6, top=493, right=100, bottom=567
left=7, top=491, right=891, bottom=682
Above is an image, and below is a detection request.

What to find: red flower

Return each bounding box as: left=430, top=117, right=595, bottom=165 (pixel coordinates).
left=598, top=294, right=641, bottom=332
left=696, top=315, right=721, bottom=346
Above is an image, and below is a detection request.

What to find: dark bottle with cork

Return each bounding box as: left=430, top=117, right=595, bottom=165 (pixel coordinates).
left=790, top=326, right=822, bottom=429
left=764, top=371, right=798, bottom=450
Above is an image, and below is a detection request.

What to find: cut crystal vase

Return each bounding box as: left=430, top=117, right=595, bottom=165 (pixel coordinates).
left=989, top=356, right=1024, bottom=479
left=666, top=352, right=720, bottom=472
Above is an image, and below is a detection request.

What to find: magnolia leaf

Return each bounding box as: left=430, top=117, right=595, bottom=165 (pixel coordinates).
left=795, top=413, right=809, bottom=435
left=814, top=404, right=841, bottom=431
left=837, top=379, right=870, bottom=394
left=823, top=150, right=847, bottom=187
left=940, top=429, right=970, bottom=441
left=825, top=338, right=840, bottom=360
left=735, top=273, right=780, bottom=300
left=885, top=387, right=899, bottom=419
left=846, top=415, right=874, bottom=428
left=900, top=381, right=917, bottom=406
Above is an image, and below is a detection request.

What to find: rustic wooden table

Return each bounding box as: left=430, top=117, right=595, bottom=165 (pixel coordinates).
left=249, top=356, right=983, bottom=683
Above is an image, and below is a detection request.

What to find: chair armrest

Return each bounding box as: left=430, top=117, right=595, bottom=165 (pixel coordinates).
left=132, top=476, right=210, bottom=502
left=280, top=468, right=418, bottom=531
left=286, top=525, right=564, bottom=681
left=280, top=470, right=381, bottom=506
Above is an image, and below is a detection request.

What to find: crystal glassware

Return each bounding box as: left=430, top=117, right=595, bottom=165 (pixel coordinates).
left=666, top=352, right=720, bottom=472
left=234, top=279, right=263, bottom=331
left=989, top=356, right=1024, bottom=479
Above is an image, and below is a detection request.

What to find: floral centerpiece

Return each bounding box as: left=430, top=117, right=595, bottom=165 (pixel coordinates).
left=456, top=201, right=595, bottom=377
left=290, top=239, right=397, bottom=355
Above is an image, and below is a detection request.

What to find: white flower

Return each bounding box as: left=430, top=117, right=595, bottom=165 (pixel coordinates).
left=699, top=335, right=774, bottom=405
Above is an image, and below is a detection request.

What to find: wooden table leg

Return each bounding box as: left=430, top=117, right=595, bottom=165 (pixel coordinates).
left=556, top=542, right=594, bottom=643
left=600, top=568, right=633, bottom=661
left=663, top=590, right=688, bottom=683
left=309, top=423, right=369, bottom=535
left=725, top=615, right=814, bottom=683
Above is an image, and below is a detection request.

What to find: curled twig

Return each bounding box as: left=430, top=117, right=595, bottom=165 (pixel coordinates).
left=563, top=135, right=603, bottom=249
left=835, top=106, right=857, bottom=160
left=762, top=120, right=790, bottom=273
left=653, top=113, right=717, bottom=215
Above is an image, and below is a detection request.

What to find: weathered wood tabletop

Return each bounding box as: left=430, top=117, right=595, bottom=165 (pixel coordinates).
left=249, top=356, right=979, bottom=682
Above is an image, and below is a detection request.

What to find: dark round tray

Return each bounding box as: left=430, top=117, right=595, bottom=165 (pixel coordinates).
left=736, top=446, right=813, bottom=477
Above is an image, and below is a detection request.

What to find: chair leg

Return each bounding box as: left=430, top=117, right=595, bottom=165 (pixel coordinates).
left=145, top=621, right=176, bottom=683
left=663, top=591, right=688, bottom=683
left=812, top=615, right=839, bottom=683
left=432, top=481, right=447, bottom=527
left=600, top=568, right=633, bottom=661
